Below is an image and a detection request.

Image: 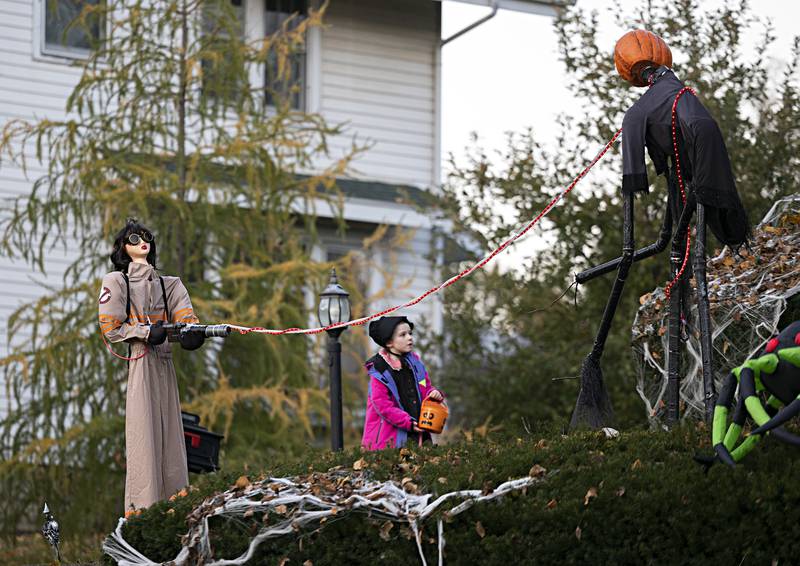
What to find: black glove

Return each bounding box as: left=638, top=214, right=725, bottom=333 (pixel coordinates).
left=147, top=321, right=167, bottom=345
left=178, top=330, right=205, bottom=351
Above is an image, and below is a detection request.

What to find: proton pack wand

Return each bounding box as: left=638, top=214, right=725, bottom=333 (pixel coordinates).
left=162, top=323, right=231, bottom=341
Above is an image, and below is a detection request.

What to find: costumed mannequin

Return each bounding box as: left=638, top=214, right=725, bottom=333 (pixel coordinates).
left=571, top=30, right=749, bottom=428
left=98, top=219, right=206, bottom=515
left=703, top=320, right=800, bottom=467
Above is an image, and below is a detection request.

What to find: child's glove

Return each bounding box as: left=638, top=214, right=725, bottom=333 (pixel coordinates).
left=426, top=390, right=444, bottom=402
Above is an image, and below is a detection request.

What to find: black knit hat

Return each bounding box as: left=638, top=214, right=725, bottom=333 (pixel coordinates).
left=368, top=316, right=414, bottom=348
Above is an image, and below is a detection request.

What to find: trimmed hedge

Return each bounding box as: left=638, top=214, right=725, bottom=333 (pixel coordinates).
left=111, top=423, right=800, bottom=565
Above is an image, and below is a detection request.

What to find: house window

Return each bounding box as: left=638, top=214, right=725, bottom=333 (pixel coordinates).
left=201, top=0, right=246, bottom=100
left=264, top=0, right=307, bottom=110
left=42, top=0, right=105, bottom=58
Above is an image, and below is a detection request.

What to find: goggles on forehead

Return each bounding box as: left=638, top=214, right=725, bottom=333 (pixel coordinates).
left=126, top=231, right=154, bottom=246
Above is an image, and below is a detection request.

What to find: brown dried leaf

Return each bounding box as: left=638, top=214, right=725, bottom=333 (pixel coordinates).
left=353, top=458, right=367, bottom=471
left=278, top=558, right=289, bottom=566
left=529, top=464, right=547, bottom=478
left=616, top=487, right=626, bottom=497
left=303, top=561, right=313, bottom=566
left=630, top=459, right=642, bottom=471
left=243, top=509, right=254, bottom=519
left=475, top=521, right=486, bottom=538
left=437, top=477, right=448, bottom=484
left=379, top=520, right=394, bottom=541
left=234, top=475, right=251, bottom=489
left=535, top=439, right=548, bottom=449
left=584, top=487, right=598, bottom=506
left=275, top=504, right=288, bottom=515
left=575, top=526, right=582, bottom=541
left=546, top=498, right=558, bottom=510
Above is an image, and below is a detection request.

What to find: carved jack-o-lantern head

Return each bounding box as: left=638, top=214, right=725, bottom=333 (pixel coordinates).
left=614, top=30, right=673, bottom=87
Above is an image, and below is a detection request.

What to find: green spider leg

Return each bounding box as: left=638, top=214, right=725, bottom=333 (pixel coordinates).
left=713, top=367, right=777, bottom=465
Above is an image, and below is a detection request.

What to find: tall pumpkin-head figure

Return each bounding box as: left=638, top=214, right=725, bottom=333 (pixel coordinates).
left=614, top=30, right=673, bottom=87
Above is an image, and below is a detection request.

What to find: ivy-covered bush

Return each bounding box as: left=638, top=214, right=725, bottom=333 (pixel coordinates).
left=110, top=423, right=800, bottom=565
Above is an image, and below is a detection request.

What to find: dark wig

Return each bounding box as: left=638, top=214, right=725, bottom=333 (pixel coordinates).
left=110, top=218, right=158, bottom=272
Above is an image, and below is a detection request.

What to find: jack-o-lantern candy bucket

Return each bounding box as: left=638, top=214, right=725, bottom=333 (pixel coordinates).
left=418, top=398, right=448, bottom=434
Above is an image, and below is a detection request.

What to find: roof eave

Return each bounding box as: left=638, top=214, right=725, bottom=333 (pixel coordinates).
left=436, top=0, right=576, bottom=17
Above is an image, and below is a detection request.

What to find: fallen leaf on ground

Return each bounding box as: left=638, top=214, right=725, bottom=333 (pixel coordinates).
left=616, top=487, right=626, bottom=497
left=529, top=464, right=547, bottom=478
left=575, top=526, right=582, bottom=540
left=584, top=487, right=598, bottom=506
left=379, top=521, right=394, bottom=541
left=630, top=459, right=642, bottom=470
left=353, top=458, right=367, bottom=471
left=234, top=475, right=250, bottom=489
left=475, top=521, right=486, bottom=538
left=546, top=498, right=557, bottom=509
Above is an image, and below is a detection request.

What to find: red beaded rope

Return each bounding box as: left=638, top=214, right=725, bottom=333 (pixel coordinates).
left=231, top=129, right=623, bottom=336
left=664, top=86, right=696, bottom=301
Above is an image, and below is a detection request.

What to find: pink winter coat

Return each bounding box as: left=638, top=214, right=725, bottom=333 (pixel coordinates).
left=361, top=349, right=441, bottom=451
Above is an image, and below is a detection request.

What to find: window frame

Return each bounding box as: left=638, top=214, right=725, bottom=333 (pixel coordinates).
left=263, top=0, right=309, bottom=111
left=35, top=0, right=107, bottom=62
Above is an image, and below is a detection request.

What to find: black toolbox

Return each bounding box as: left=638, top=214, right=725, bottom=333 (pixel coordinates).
left=181, top=411, right=224, bottom=473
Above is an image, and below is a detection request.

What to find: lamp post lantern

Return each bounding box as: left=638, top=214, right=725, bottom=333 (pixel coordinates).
left=317, top=268, right=350, bottom=451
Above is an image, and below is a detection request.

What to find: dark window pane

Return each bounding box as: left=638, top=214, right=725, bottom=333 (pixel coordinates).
left=45, top=0, right=104, bottom=52
left=201, top=0, right=246, bottom=100
left=265, top=0, right=307, bottom=110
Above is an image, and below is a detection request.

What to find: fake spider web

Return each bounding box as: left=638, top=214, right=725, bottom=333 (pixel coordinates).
left=632, top=195, right=800, bottom=427
left=103, top=468, right=548, bottom=566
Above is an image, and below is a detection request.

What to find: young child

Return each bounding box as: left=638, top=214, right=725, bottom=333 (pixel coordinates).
left=361, top=316, right=444, bottom=450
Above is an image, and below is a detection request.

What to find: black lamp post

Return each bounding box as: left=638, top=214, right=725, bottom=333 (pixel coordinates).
left=318, top=268, right=350, bottom=451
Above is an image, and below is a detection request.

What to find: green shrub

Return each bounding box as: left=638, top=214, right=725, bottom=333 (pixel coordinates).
left=109, top=423, right=800, bottom=565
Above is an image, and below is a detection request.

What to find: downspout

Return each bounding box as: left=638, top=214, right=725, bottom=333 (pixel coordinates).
left=440, top=1, right=498, bottom=47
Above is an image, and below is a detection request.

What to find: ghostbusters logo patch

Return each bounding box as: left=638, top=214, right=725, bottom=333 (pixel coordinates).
left=99, top=287, right=112, bottom=304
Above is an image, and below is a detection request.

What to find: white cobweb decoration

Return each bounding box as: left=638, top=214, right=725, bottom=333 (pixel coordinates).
left=632, top=194, right=800, bottom=427
left=103, top=469, right=548, bottom=566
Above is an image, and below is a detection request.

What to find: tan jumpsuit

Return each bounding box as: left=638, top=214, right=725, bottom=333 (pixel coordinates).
left=98, top=261, right=199, bottom=512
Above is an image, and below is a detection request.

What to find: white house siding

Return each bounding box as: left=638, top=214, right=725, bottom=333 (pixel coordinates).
left=319, top=0, right=439, bottom=188
left=0, top=0, right=87, bottom=417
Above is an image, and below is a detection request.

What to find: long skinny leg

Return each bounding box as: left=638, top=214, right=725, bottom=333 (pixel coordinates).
left=570, top=193, right=634, bottom=429
left=666, top=194, right=697, bottom=425
left=712, top=372, right=738, bottom=466
left=752, top=395, right=800, bottom=436
left=759, top=395, right=800, bottom=447
left=693, top=203, right=716, bottom=421
left=586, top=192, right=635, bottom=362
